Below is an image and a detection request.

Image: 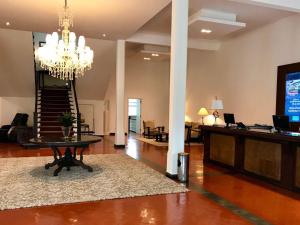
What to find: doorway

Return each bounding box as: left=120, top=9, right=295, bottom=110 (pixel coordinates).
left=79, top=104, right=94, bottom=133
left=128, top=99, right=141, bottom=134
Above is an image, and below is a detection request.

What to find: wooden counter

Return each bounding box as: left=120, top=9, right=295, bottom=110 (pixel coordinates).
left=202, top=125, right=300, bottom=191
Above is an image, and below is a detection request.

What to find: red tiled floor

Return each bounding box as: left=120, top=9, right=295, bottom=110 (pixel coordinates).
left=0, top=135, right=300, bottom=224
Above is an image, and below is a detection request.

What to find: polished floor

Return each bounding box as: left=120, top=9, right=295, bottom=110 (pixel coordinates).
left=1, top=135, right=300, bottom=224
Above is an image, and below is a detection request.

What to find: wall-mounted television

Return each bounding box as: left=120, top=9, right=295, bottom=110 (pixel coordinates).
left=277, top=62, right=300, bottom=130
left=285, top=72, right=300, bottom=122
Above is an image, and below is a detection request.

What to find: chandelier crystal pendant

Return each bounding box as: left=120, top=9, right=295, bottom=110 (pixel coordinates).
left=36, top=0, right=94, bottom=80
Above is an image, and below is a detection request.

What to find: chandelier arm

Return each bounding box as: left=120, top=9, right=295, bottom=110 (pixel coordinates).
left=36, top=0, right=93, bottom=81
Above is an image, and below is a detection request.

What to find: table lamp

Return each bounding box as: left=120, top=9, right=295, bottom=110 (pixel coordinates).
left=197, top=108, right=209, bottom=125
left=211, top=97, right=223, bottom=124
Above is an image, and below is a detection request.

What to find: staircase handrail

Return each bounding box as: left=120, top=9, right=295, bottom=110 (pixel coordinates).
left=71, top=79, right=81, bottom=136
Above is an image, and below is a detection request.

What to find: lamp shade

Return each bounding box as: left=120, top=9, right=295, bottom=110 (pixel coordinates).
left=211, top=100, right=223, bottom=110
left=197, top=108, right=209, bottom=116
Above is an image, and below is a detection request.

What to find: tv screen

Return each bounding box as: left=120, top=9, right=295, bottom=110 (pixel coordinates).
left=285, top=72, right=300, bottom=122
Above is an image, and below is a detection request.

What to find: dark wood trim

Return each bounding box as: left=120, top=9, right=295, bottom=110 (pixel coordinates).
left=109, top=132, right=128, bottom=136
left=203, top=130, right=210, bottom=163
left=165, top=172, right=178, bottom=180
left=234, top=136, right=245, bottom=171
left=114, top=144, right=126, bottom=149
left=280, top=143, right=297, bottom=190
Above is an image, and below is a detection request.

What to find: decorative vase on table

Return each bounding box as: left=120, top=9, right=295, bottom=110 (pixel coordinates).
left=58, top=112, right=75, bottom=139
left=61, top=126, right=72, bottom=139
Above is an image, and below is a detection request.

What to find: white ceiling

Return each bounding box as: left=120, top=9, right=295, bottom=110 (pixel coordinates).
left=0, top=0, right=170, bottom=40
left=138, top=0, right=294, bottom=40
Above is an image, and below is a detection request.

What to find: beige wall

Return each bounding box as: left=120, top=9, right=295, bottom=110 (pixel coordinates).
left=0, top=97, right=35, bottom=126
left=184, top=14, right=300, bottom=125
left=0, top=28, right=35, bottom=97
left=78, top=99, right=105, bottom=135
left=185, top=49, right=218, bottom=123
left=106, top=14, right=300, bottom=131
left=210, top=14, right=300, bottom=125
left=104, top=55, right=170, bottom=134
left=4, top=14, right=300, bottom=131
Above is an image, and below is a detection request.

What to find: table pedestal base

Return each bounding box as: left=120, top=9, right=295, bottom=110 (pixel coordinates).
left=45, top=146, right=93, bottom=176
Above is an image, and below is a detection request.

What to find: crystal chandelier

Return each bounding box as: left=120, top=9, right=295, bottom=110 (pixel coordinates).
left=36, top=0, right=94, bottom=80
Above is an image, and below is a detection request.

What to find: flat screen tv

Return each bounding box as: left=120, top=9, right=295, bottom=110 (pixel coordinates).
left=276, top=62, right=300, bottom=130
left=285, top=72, right=300, bottom=122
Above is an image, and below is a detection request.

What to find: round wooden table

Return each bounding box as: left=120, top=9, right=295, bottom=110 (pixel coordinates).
left=30, top=135, right=101, bottom=176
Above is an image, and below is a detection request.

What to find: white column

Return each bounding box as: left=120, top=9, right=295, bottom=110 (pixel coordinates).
left=166, top=0, right=189, bottom=175
left=115, top=40, right=126, bottom=147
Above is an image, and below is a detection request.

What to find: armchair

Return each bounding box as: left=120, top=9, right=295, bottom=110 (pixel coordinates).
left=143, top=120, right=164, bottom=139
left=0, top=113, right=31, bottom=143
left=185, top=122, right=202, bottom=143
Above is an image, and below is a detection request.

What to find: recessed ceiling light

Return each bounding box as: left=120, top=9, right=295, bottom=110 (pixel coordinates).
left=5, top=22, right=10, bottom=26
left=201, top=29, right=212, bottom=34
left=57, top=28, right=61, bottom=32
left=102, top=33, right=106, bottom=37
left=151, top=53, right=159, bottom=57
left=144, top=57, right=151, bottom=61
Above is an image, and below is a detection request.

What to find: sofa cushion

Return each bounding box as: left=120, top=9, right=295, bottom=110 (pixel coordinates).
left=144, top=120, right=155, bottom=129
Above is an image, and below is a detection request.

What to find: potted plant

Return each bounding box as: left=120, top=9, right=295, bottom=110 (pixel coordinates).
left=58, top=112, right=75, bottom=139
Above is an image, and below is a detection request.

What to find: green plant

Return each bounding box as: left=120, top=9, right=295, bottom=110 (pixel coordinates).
left=58, top=112, right=75, bottom=127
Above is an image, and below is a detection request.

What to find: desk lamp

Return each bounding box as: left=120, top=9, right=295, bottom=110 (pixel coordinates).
left=197, top=108, right=209, bottom=125
left=211, top=97, right=223, bottom=124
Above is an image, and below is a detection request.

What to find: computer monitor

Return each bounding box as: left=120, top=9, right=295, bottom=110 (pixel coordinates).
left=272, top=115, right=290, bottom=132
left=224, top=113, right=235, bottom=127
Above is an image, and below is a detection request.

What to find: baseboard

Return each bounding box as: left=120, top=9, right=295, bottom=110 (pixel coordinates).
left=165, top=172, right=178, bottom=180
left=114, top=144, right=126, bottom=149
left=109, top=133, right=128, bottom=136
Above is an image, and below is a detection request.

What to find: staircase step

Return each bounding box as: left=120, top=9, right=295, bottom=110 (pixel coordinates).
left=39, top=121, right=61, bottom=126
left=39, top=126, right=63, bottom=132
left=40, top=90, right=70, bottom=93
left=40, top=98, right=72, bottom=101
left=39, top=103, right=74, bottom=107
left=38, top=116, right=60, bottom=121
left=39, top=108, right=72, bottom=112
left=39, top=112, right=74, bottom=117
left=38, top=99, right=71, bottom=103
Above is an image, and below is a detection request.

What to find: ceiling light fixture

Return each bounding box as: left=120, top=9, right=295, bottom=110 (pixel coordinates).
left=201, top=29, right=212, bottom=34
left=151, top=53, right=159, bottom=57
left=36, top=0, right=94, bottom=80
left=5, top=22, right=10, bottom=26
left=102, top=33, right=106, bottom=37
left=143, top=57, right=151, bottom=61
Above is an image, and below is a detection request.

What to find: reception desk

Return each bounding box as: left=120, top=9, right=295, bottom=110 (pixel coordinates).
left=202, top=125, right=300, bottom=192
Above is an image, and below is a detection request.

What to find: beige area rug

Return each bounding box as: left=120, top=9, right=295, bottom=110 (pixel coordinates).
left=0, top=154, right=188, bottom=210
left=135, top=136, right=203, bottom=147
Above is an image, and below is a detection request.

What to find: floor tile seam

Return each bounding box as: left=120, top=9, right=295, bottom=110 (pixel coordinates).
left=136, top=155, right=273, bottom=225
